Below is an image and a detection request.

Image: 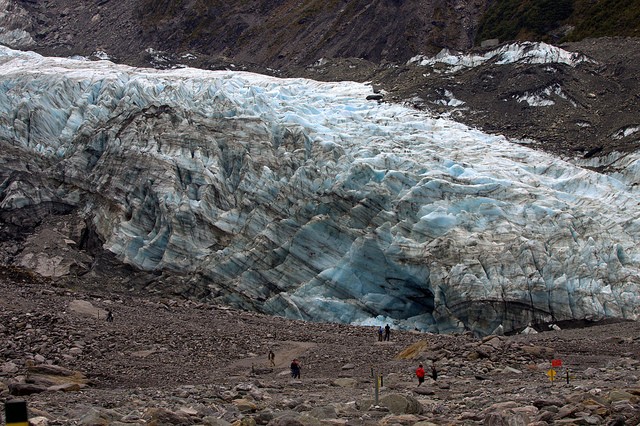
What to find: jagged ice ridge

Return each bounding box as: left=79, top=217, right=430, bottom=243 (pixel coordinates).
left=1, top=46, right=640, bottom=335
left=408, top=41, right=595, bottom=72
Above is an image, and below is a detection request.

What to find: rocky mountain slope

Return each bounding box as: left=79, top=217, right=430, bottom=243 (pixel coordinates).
left=6, top=0, right=488, bottom=68
left=373, top=37, right=640, bottom=162
left=6, top=0, right=639, bottom=70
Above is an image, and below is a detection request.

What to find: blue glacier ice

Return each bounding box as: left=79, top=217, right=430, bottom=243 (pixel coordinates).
left=1, top=45, right=640, bottom=336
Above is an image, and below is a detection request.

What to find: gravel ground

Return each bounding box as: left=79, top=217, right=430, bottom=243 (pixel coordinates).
left=2, top=265, right=640, bottom=425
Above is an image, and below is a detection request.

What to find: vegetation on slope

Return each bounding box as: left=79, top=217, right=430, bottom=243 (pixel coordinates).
left=567, top=0, right=640, bottom=40
left=476, top=0, right=640, bottom=44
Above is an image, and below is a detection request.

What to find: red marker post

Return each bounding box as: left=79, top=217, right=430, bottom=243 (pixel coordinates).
left=5, top=400, right=29, bottom=426
left=547, top=359, right=563, bottom=385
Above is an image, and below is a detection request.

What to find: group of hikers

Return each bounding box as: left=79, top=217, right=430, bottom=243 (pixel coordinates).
left=112, top=303, right=432, bottom=385
left=267, top=323, right=437, bottom=386
left=377, top=324, right=391, bottom=341
left=283, top=355, right=436, bottom=386
left=265, top=349, right=302, bottom=378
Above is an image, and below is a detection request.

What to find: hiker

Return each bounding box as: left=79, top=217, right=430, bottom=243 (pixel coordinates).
left=290, top=358, right=301, bottom=379
left=384, top=324, right=390, bottom=341
left=377, top=326, right=383, bottom=341
left=416, top=363, right=426, bottom=386
left=431, top=364, right=438, bottom=381
left=106, top=309, right=114, bottom=322
left=268, top=349, right=275, bottom=367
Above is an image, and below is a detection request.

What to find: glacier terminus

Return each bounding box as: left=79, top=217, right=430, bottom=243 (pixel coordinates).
left=1, top=45, right=640, bottom=336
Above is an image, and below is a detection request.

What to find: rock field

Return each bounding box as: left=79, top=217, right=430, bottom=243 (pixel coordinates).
left=2, top=266, right=640, bottom=425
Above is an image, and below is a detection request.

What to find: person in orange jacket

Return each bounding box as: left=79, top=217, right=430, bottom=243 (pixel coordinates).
left=415, top=363, right=426, bottom=386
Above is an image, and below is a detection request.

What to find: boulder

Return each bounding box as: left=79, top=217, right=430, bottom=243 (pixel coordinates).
left=8, top=382, right=47, bottom=395
left=307, top=405, right=337, bottom=419
left=379, top=394, right=423, bottom=415
left=379, top=414, right=422, bottom=425
left=68, top=300, right=107, bottom=319
left=29, top=417, right=50, bottom=426
left=521, top=345, right=554, bottom=358
left=202, top=417, right=232, bottom=426
left=2, top=361, right=19, bottom=374
left=78, top=408, right=124, bottom=425
left=333, top=378, right=357, bottom=388
left=233, top=398, right=258, bottom=413
left=413, top=386, right=435, bottom=395
left=267, top=416, right=304, bottom=426
left=26, top=363, right=89, bottom=391
left=143, top=407, right=195, bottom=425
left=47, top=383, right=83, bottom=392
left=607, top=390, right=635, bottom=403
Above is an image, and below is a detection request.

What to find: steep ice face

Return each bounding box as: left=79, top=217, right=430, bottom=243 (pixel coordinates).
left=1, top=46, right=640, bottom=336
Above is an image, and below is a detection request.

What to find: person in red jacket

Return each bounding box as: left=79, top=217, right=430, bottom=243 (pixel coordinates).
left=415, top=363, right=426, bottom=386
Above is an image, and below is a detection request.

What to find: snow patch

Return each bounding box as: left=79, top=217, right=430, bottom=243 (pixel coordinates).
left=514, top=84, right=575, bottom=107
left=612, top=126, right=640, bottom=140
left=409, top=41, right=595, bottom=72
left=91, top=50, right=111, bottom=61
left=434, top=89, right=465, bottom=106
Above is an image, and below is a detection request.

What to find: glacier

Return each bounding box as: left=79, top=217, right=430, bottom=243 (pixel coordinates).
left=1, top=45, right=640, bottom=336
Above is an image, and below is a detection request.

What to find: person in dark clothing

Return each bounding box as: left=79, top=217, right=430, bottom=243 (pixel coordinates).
left=384, top=324, right=391, bottom=341
left=290, top=359, right=301, bottom=379
left=106, top=309, right=114, bottom=322
left=431, top=364, right=438, bottom=381
left=377, top=326, right=383, bottom=341
left=268, top=350, right=275, bottom=367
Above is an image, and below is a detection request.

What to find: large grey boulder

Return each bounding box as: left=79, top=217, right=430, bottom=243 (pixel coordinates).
left=379, top=393, right=423, bottom=415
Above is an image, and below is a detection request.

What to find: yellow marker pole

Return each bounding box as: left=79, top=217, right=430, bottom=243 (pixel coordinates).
left=547, top=369, right=556, bottom=384
left=371, top=367, right=379, bottom=405
left=374, top=370, right=379, bottom=405
left=5, top=400, right=29, bottom=426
